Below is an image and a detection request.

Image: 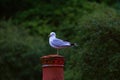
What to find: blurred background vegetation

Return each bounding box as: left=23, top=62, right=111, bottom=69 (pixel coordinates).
left=0, top=0, right=120, bottom=80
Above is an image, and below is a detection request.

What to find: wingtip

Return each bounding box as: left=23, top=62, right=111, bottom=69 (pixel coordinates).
left=71, top=43, right=78, bottom=47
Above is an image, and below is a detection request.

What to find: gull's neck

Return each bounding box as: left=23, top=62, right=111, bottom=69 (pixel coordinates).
left=50, top=35, right=56, bottom=41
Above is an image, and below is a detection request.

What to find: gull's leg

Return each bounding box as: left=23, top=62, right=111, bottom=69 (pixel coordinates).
left=57, top=49, right=59, bottom=54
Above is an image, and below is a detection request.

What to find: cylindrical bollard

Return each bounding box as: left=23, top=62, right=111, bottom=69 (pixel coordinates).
left=41, top=54, right=64, bottom=80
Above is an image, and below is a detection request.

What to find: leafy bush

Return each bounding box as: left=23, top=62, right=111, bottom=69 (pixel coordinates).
left=0, top=21, right=48, bottom=80
left=64, top=7, right=120, bottom=80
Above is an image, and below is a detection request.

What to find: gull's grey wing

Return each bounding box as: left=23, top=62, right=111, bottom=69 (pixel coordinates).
left=51, top=38, right=70, bottom=47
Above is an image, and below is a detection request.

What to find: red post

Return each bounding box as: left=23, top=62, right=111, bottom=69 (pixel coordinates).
left=41, top=54, right=64, bottom=80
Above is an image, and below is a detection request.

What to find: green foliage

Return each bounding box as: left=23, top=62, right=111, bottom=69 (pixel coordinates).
left=64, top=7, right=120, bottom=80
left=0, top=0, right=120, bottom=80
left=0, top=21, right=48, bottom=80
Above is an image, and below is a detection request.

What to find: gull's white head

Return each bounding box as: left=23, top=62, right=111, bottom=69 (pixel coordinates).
left=49, top=32, right=56, bottom=37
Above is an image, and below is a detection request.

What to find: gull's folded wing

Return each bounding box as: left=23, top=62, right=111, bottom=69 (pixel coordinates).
left=51, top=38, right=70, bottom=47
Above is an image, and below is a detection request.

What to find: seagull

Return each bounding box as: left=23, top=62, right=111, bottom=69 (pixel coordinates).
left=49, top=32, right=77, bottom=54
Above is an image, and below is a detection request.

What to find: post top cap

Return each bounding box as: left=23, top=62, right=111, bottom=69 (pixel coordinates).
left=41, top=54, right=63, bottom=59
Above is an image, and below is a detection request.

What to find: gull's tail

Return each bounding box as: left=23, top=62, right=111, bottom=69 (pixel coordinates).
left=71, top=43, right=78, bottom=47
